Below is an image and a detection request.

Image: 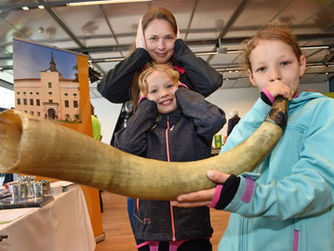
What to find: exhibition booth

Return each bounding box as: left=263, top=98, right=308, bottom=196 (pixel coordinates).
left=0, top=39, right=104, bottom=249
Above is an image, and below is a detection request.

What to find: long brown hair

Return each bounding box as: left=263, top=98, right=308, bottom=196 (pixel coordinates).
left=142, top=7, right=177, bottom=35
left=130, top=7, right=178, bottom=109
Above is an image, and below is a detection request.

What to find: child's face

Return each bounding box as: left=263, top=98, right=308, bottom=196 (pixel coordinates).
left=248, top=39, right=306, bottom=94
left=146, top=70, right=178, bottom=114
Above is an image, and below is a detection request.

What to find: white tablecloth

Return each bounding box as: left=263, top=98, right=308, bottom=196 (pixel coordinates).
left=0, top=185, right=96, bottom=251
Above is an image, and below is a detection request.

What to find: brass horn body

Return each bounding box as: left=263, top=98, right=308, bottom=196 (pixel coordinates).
left=0, top=97, right=288, bottom=200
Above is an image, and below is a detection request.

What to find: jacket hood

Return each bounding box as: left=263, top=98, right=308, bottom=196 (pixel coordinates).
left=289, top=91, right=325, bottom=110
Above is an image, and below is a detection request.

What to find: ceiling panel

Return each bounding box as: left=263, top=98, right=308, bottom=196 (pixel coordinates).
left=0, top=0, right=333, bottom=94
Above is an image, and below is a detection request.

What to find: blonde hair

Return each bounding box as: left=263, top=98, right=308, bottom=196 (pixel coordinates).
left=242, top=26, right=303, bottom=71
left=138, top=64, right=179, bottom=95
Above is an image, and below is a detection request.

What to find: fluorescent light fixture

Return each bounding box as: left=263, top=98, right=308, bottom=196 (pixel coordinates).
left=38, top=5, right=45, bottom=9
left=104, top=57, right=124, bottom=62
left=67, top=0, right=152, bottom=7
left=195, top=51, right=217, bottom=56
left=226, top=50, right=243, bottom=54
left=301, top=45, right=329, bottom=50
left=22, top=6, right=29, bottom=11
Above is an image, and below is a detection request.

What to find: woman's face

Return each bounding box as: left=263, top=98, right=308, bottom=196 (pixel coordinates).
left=248, top=39, right=306, bottom=94
left=144, top=19, right=176, bottom=64
left=146, top=70, right=178, bottom=114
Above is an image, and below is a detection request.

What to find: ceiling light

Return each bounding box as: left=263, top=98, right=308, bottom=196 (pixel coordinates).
left=227, top=50, right=243, bottom=54
left=104, top=57, right=124, bottom=62
left=67, top=0, right=152, bottom=7
left=302, top=45, right=329, bottom=50
left=22, top=6, right=29, bottom=11
left=195, top=51, right=217, bottom=56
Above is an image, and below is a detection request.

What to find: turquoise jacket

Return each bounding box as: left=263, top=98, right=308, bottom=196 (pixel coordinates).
left=218, top=91, right=334, bottom=251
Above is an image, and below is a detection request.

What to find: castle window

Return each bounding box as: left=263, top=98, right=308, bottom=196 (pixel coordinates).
left=73, top=100, right=78, bottom=108
left=65, top=100, right=69, bottom=108
left=48, top=92, right=52, bottom=95
left=17, top=98, right=21, bottom=105
left=23, top=98, right=27, bottom=105
left=36, top=99, right=40, bottom=106
left=30, top=99, right=34, bottom=105
left=48, top=82, right=52, bottom=88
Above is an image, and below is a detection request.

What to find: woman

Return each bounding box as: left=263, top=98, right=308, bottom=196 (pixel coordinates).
left=97, top=7, right=222, bottom=144
left=97, top=7, right=223, bottom=245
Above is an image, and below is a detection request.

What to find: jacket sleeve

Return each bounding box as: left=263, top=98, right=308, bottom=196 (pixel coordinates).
left=97, top=48, right=151, bottom=103
left=175, top=87, right=226, bottom=141
left=222, top=97, right=334, bottom=221
left=113, top=99, right=158, bottom=156
left=174, top=39, right=223, bottom=97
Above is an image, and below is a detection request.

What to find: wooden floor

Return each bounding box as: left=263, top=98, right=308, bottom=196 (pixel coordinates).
left=95, top=191, right=230, bottom=251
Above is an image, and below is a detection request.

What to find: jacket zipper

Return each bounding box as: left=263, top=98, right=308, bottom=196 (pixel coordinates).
left=165, top=118, right=176, bottom=241
left=165, top=119, right=171, bottom=162
left=241, top=217, right=247, bottom=251
left=293, top=221, right=300, bottom=251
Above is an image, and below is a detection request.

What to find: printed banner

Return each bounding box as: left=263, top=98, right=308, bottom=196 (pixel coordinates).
left=214, top=134, right=222, bottom=148
left=13, top=39, right=84, bottom=122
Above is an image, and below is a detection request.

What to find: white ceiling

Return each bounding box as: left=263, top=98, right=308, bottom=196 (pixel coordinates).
left=1, top=0, right=334, bottom=98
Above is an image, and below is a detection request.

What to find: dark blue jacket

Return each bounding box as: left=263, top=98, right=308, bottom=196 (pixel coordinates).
left=97, top=39, right=223, bottom=145
left=114, top=87, right=225, bottom=241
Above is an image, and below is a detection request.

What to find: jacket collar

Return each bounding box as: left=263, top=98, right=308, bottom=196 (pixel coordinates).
left=158, top=108, right=183, bottom=128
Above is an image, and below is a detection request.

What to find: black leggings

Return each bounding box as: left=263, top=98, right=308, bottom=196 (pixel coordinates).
left=138, top=239, right=212, bottom=251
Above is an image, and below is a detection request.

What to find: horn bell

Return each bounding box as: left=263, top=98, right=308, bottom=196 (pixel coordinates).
left=0, top=96, right=288, bottom=200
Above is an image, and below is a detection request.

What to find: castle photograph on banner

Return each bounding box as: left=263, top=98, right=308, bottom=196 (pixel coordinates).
left=13, top=39, right=82, bottom=123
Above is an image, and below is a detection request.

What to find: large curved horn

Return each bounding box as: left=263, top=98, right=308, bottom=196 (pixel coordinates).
left=0, top=97, right=288, bottom=200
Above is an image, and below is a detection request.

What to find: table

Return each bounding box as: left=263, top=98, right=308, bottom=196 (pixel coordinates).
left=0, top=184, right=96, bottom=251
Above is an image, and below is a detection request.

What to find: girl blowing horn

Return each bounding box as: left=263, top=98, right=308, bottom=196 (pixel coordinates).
left=173, top=27, right=334, bottom=251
